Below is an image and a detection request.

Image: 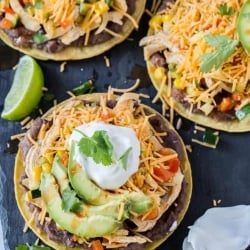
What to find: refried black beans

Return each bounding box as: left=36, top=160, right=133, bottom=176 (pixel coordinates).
left=19, top=99, right=188, bottom=249
left=0, top=0, right=135, bottom=53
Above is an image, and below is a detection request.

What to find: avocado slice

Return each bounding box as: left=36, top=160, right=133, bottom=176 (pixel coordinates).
left=68, top=143, right=153, bottom=214
left=237, top=0, right=250, bottom=56
left=40, top=173, right=122, bottom=238
left=51, top=154, right=69, bottom=192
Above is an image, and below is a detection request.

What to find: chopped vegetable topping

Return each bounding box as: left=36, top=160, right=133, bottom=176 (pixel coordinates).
left=235, top=103, right=250, bottom=120
left=72, top=80, right=93, bottom=95
left=31, top=188, right=41, bottom=199
left=203, top=131, right=219, bottom=145
left=218, top=3, right=235, bottom=16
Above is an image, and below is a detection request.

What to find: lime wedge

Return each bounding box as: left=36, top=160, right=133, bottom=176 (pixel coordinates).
left=1, top=55, right=44, bottom=121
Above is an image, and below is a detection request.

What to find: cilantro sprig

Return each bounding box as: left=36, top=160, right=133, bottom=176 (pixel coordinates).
left=75, top=128, right=132, bottom=169
left=15, top=244, right=51, bottom=250
left=77, top=129, right=114, bottom=166
left=62, top=187, right=82, bottom=213
left=200, top=34, right=238, bottom=73
left=119, top=147, right=132, bottom=170
left=218, top=3, right=235, bottom=16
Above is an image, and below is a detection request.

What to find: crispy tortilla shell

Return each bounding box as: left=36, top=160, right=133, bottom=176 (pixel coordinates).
left=0, top=0, right=145, bottom=61
left=14, top=93, right=192, bottom=249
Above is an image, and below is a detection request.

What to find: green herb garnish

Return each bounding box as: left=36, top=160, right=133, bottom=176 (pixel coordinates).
left=15, top=244, right=51, bottom=250
left=200, top=34, right=238, bottom=73
left=218, top=3, right=235, bottom=16
left=43, top=92, right=55, bottom=102
left=34, top=0, right=43, bottom=9
left=32, top=33, right=48, bottom=44
left=119, top=147, right=132, bottom=170
left=72, top=80, right=93, bottom=95
left=62, top=187, right=82, bottom=213
left=77, top=129, right=114, bottom=166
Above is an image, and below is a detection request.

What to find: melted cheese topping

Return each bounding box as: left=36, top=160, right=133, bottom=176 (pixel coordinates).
left=141, top=0, right=250, bottom=116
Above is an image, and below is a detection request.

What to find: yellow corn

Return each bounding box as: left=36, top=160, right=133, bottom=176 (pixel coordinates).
left=162, top=14, right=172, bottom=23
left=94, top=1, right=109, bottom=15
left=42, top=162, right=51, bottom=173
left=153, top=67, right=166, bottom=81
left=33, top=165, right=42, bottom=183
left=149, top=15, right=162, bottom=29
left=44, top=153, right=53, bottom=164
left=174, top=77, right=185, bottom=90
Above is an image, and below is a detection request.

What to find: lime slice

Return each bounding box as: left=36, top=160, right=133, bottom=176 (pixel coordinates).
left=1, top=55, right=44, bottom=121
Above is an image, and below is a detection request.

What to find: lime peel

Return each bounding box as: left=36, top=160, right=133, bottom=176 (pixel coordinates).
left=1, top=55, right=44, bottom=121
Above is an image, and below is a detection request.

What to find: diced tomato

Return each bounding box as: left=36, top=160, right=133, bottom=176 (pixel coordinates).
left=232, top=92, right=244, bottom=102
left=72, top=234, right=79, bottom=242
left=218, top=97, right=234, bottom=112
left=3, top=7, right=15, bottom=15
left=91, top=240, right=104, bottom=250
left=158, top=147, right=172, bottom=155
left=100, top=110, right=111, bottom=120
left=144, top=206, right=159, bottom=220
left=60, top=151, right=69, bottom=166
left=168, top=157, right=180, bottom=173
left=59, top=20, right=70, bottom=28
left=153, top=167, right=174, bottom=182
left=0, top=18, right=13, bottom=29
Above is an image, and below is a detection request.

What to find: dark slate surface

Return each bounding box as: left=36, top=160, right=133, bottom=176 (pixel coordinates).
left=0, top=3, right=250, bottom=250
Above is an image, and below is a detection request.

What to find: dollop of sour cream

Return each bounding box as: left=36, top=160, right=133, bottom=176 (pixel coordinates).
left=69, top=122, right=140, bottom=190
left=183, top=205, right=250, bottom=250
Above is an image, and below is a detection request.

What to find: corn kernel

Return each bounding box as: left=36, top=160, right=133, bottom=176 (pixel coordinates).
left=149, top=15, right=162, bottom=29
left=44, top=153, right=53, bottom=164
left=42, top=163, right=51, bottom=173
left=33, top=165, right=42, bottom=183
left=154, top=67, right=166, bottom=81
left=174, top=77, right=185, bottom=90
left=94, top=1, right=109, bottom=15
left=162, top=14, right=172, bottom=23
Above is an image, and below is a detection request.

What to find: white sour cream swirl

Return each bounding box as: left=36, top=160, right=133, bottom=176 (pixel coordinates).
left=69, top=122, right=140, bottom=190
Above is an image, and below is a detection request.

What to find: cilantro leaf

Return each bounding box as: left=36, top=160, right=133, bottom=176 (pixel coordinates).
left=62, top=187, right=82, bottom=213
left=218, top=3, right=235, bottom=16
left=200, top=35, right=238, bottom=73
left=77, top=130, right=114, bottom=166
left=15, top=245, right=51, bottom=250
left=119, top=147, right=132, bottom=170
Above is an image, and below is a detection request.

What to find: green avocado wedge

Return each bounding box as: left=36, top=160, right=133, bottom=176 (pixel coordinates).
left=40, top=173, right=122, bottom=238
left=237, top=0, right=250, bottom=56
left=68, top=142, right=153, bottom=214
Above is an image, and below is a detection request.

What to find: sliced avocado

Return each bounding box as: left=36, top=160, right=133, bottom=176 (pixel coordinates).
left=68, top=143, right=153, bottom=214
left=50, top=154, right=130, bottom=220
left=237, top=0, right=250, bottom=56
left=40, top=173, right=121, bottom=238
left=51, top=154, right=69, bottom=192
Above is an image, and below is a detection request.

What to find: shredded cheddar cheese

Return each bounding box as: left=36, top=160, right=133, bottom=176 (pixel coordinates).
left=141, top=0, right=250, bottom=118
